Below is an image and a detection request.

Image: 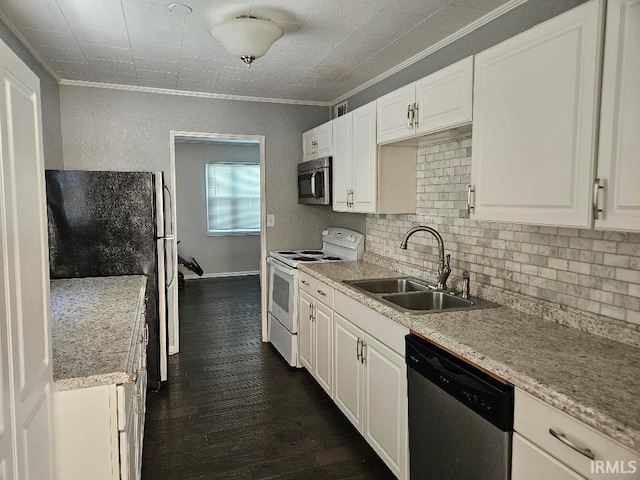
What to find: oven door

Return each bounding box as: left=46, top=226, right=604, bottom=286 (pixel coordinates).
left=298, top=167, right=330, bottom=205
left=267, top=257, right=298, bottom=333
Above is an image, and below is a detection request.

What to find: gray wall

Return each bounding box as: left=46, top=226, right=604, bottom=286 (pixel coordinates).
left=59, top=85, right=365, bottom=252
left=0, top=18, right=63, bottom=168
left=342, top=0, right=589, bottom=110
left=175, top=142, right=261, bottom=275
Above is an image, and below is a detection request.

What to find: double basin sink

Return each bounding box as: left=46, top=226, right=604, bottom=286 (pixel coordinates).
left=343, top=277, right=499, bottom=314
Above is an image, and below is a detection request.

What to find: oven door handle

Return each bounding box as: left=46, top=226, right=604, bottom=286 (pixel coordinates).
left=267, top=257, right=297, bottom=276
left=311, top=172, right=318, bottom=198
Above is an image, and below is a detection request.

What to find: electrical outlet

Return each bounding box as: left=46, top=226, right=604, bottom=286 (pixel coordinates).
left=266, top=214, right=275, bottom=227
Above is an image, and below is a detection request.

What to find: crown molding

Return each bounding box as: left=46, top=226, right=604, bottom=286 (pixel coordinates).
left=0, top=12, right=61, bottom=83
left=60, top=79, right=332, bottom=106
left=330, top=0, right=530, bottom=105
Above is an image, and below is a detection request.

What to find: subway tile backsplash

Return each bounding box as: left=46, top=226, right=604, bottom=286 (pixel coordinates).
left=365, top=135, right=640, bottom=338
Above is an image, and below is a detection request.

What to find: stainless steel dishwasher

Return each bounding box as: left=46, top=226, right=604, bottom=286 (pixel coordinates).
left=406, top=334, right=514, bottom=479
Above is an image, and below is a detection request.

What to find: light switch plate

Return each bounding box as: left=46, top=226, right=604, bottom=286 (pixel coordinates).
left=266, top=214, right=275, bottom=227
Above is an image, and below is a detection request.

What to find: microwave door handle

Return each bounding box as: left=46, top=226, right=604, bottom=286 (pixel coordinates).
left=311, top=172, right=317, bottom=198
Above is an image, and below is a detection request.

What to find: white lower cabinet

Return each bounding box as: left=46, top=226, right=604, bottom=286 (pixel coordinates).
left=299, top=289, right=333, bottom=396
left=333, top=293, right=409, bottom=480
left=54, top=326, right=147, bottom=480
left=513, top=388, right=640, bottom=480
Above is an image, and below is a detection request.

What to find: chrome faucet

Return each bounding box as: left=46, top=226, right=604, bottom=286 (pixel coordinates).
left=399, top=226, right=451, bottom=290
left=462, top=271, right=470, bottom=299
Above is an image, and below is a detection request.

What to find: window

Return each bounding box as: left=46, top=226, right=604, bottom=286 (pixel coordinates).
left=205, top=162, right=260, bottom=234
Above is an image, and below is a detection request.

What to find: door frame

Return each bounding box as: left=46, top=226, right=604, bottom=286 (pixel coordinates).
left=169, top=131, right=269, bottom=351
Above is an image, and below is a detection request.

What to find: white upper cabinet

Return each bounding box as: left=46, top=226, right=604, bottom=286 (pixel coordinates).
left=376, top=57, right=473, bottom=144
left=302, top=120, right=333, bottom=162
left=377, top=83, right=415, bottom=145
left=414, top=56, right=473, bottom=135
left=470, top=0, right=603, bottom=227
left=595, top=0, right=640, bottom=231
left=333, top=101, right=416, bottom=214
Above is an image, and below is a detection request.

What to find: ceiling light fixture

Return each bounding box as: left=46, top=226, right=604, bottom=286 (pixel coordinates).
left=210, top=15, right=283, bottom=67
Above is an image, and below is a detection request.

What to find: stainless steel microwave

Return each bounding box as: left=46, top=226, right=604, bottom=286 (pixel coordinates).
left=298, top=157, right=331, bottom=205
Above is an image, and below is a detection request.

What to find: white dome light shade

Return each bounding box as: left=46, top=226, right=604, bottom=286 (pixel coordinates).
left=210, top=17, right=283, bottom=66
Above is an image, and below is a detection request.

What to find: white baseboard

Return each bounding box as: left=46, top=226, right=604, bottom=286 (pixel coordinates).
left=183, top=270, right=260, bottom=280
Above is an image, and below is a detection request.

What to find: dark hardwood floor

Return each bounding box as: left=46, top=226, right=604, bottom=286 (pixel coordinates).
left=142, top=276, right=395, bottom=480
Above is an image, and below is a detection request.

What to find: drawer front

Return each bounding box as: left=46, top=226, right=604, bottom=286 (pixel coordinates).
left=116, top=382, right=134, bottom=432
left=513, top=433, right=586, bottom=480
left=514, top=389, right=640, bottom=479
left=299, top=272, right=334, bottom=308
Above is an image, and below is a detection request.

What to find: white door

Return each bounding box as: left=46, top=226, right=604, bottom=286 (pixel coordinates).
left=302, top=129, right=316, bottom=162
left=351, top=101, right=377, bottom=213
left=471, top=0, right=603, bottom=227
left=298, top=290, right=314, bottom=372
left=315, top=121, right=333, bottom=158
left=332, top=113, right=352, bottom=212
left=415, top=56, right=473, bottom=135
left=362, top=334, right=408, bottom=480
left=376, top=83, right=415, bottom=144
left=333, top=313, right=363, bottom=430
left=595, top=0, right=640, bottom=232
left=0, top=38, right=56, bottom=480
left=313, top=301, right=333, bottom=397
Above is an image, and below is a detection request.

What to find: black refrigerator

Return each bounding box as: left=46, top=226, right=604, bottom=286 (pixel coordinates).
left=45, top=170, right=173, bottom=391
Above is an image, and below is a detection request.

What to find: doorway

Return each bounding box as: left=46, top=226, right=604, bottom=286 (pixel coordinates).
left=169, top=132, right=268, bottom=355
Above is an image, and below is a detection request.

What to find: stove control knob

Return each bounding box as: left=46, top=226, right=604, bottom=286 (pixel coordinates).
left=348, top=235, right=356, bottom=243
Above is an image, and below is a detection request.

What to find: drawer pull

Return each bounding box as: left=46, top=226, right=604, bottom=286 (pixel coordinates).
left=317, top=289, right=326, bottom=296
left=549, top=428, right=595, bottom=460
left=301, top=280, right=309, bottom=285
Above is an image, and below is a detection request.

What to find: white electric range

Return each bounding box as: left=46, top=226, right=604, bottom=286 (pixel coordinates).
left=267, top=228, right=365, bottom=367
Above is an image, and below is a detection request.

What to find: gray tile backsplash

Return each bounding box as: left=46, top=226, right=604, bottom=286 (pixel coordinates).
left=366, top=135, right=640, bottom=329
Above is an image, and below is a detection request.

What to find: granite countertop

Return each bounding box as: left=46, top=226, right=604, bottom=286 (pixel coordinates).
left=50, top=275, right=146, bottom=392
left=299, top=261, right=640, bottom=454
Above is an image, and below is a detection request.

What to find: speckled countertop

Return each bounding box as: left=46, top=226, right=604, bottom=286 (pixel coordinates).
left=299, top=261, right=640, bottom=454
left=50, top=275, right=146, bottom=392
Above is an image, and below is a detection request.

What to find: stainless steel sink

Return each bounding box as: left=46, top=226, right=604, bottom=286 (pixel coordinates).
left=344, top=277, right=433, bottom=294
left=381, top=291, right=473, bottom=310
left=343, top=277, right=499, bottom=314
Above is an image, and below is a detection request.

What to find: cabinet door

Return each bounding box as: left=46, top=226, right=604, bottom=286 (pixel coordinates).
left=332, top=112, right=352, bottom=212
left=298, top=290, right=314, bottom=372
left=362, top=334, right=408, bottom=480
left=302, top=129, right=316, bottom=162
left=351, top=101, right=377, bottom=213
left=512, top=433, right=586, bottom=480
left=471, top=0, right=603, bottom=227
left=314, top=301, right=333, bottom=397
left=333, top=313, right=364, bottom=430
left=415, top=56, right=473, bottom=135
left=377, top=83, right=415, bottom=144
left=315, top=121, right=333, bottom=158
left=595, top=0, right=640, bottom=231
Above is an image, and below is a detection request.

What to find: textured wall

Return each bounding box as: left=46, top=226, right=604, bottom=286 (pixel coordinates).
left=342, top=0, right=589, bottom=110
left=175, top=142, right=261, bottom=274
left=0, top=18, right=63, bottom=168
left=59, top=85, right=365, bottom=252
left=366, top=136, right=640, bottom=327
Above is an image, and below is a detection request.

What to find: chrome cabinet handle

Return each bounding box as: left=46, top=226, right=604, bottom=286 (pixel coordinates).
left=466, top=184, right=475, bottom=214
left=361, top=341, right=367, bottom=364
left=309, top=303, right=314, bottom=321
left=413, top=103, right=419, bottom=129
left=317, top=289, right=326, bottom=297
left=549, top=428, right=595, bottom=460
left=301, top=280, right=309, bottom=285
left=356, top=338, right=362, bottom=361
left=407, top=104, right=413, bottom=128
left=593, top=178, right=603, bottom=220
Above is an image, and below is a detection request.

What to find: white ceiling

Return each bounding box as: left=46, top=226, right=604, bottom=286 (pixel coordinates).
left=0, top=0, right=513, bottom=104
